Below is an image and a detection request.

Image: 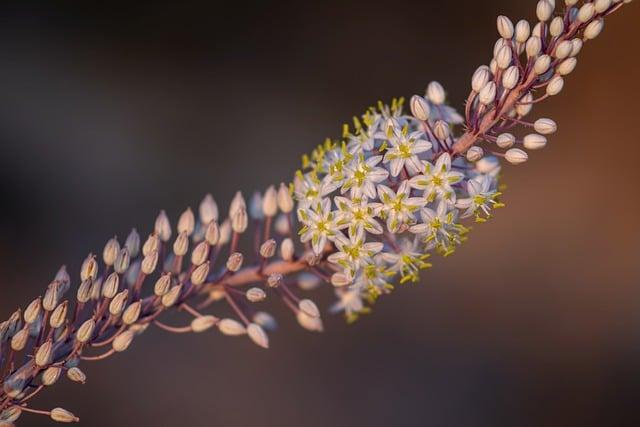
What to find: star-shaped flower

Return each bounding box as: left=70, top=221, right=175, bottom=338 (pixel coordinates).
left=298, top=198, right=340, bottom=255
left=382, top=120, right=432, bottom=177
left=334, top=196, right=383, bottom=235
left=408, top=153, right=464, bottom=204
left=455, top=175, right=502, bottom=221
left=341, top=154, right=389, bottom=199
left=327, top=227, right=384, bottom=273
left=376, top=181, right=425, bottom=233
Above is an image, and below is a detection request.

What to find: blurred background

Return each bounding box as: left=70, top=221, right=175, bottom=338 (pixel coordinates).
left=0, top=1, right=639, bottom=426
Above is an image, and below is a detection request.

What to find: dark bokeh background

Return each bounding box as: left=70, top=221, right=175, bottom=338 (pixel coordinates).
left=1, top=1, right=639, bottom=426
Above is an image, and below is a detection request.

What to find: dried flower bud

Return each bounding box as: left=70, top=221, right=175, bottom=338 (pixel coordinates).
left=526, top=36, right=542, bottom=57
left=231, top=207, right=248, bottom=233
left=577, top=2, right=595, bottom=22
left=155, top=210, right=172, bottom=242
left=102, top=273, right=120, bottom=299
left=479, top=82, right=497, bottom=105
left=549, top=16, right=565, bottom=37
left=247, top=323, right=269, bottom=349
left=114, top=248, right=130, bottom=275
left=154, top=274, right=172, bottom=297
left=42, top=366, right=62, bottom=386
left=191, top=262, right=210, bottom=286
left=161, top=284, right=183, bottom=308
left=141, top=250, right=159, bottom=275
left=496, top=15, right=514, bottom=39
left=226, top=252, right=244, bottom=272
left=199, top=194, right=219, bottom=224
left=113, top=330, right=134, bottom=352
left=297, top=311, right=324, bottom=332
left=142, top=233, right=160, bottom=257
left=76, top=319, right=96, bottom=343
left=280, top=238, right=295, bottom=261
left=536, top=0, right=554, bottom=22
left=502, top=65, right=520, bottom=90
left=426, top=81, right=445, bottom=105
left=10, top=328, right=29, bottom=351
left=471, top=66, right=491, bottom=93
left=433, top=120, right=450, bottom=141
left=80, top=255, right=98, bottom=282
left=122, top=301, right=141, bottom=325
left=546, top=76, right=565, bottom=96
left=246, top=287, right=266, bottom=303
left=35, top=340, right=54, bottom=366
left=50, top=301, right=68, bottom=329
left=109, top=290, right=129, bottom=316
left=50, top=407, right=79, bottom=423
left=496, top=133, right=516, bottom=149
left=267, top=273, right=283, bottom=288
left=409, top=95, right=430, bottom=120
left=466, top=146, right=484, bottom=162
left=534, top=54, right=551, bottom=74
left=298, top=299, right=320, bottom=318
left=204, top=221, right=220, bottom=246
left=523, top=133, right=548, bottom=150
left=66, top=367, right=86, bottom=384
left=277, top=183, right=294, bottom=213
left=229, top=191, right=246, bottom=219
left=191, top=315, right=218, bottom=333
left=258, top=239, right=276, bottom=259
left=253, top=311, right=277, bottom=331
left=102, top=237, right=120, bottom=266
left=218, top=318, right=246, bottom=336
left=262, top=186, right=278, bottom=217
left=24, top=297, right=41, bottom=324
left=534, top=118, right=558, bottom=134
left=515, top=20, right=530, bottom=43
left=505, top=148, right=529, bottom=165
left=76, top=279, right=92, bottom=304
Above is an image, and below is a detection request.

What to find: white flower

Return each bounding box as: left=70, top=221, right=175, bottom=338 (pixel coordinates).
left=327, top=227, right=384, bottom=273
left=298, top=198, right=340, bottom=255
left=351, top=259, right=392, bottom=296
left=408, top=153, right=464, bottom=204
left=334, top=196, right=383, bottom=235
left=409, top=201, right=458, bottom=246
left=455, top=175, right=501, bottom=220
left=341, top=154, right=389, bottom=199
left=381, top=237, right=432, bottom=283
left=347, top=118, right=381, bottom=154
left=382, top=122, right=432, bottom=177
left=376, top=181, right=425, bottom=233
left=322, top=146, right=354, bottom=186
left=294, top=172, right=339, bottom=209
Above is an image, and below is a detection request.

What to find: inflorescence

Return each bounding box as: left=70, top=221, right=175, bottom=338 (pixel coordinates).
left=0, top=0, right=632, bottom=424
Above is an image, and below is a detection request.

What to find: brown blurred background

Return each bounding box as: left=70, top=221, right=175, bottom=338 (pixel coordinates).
left=1, top=1, right=639, bottom=426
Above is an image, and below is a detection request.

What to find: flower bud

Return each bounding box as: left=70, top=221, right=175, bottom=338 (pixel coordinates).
left=546, top=76, right=565, bottom=96
left=42, top=366, right=62, bottom=386
left=246, top=287, right=266, bottom=303
left=526, top=36, right=542, bottom=57
left=571, top=38, right=583, bottom=56
left=113, top=248, right=130, bottom=275
left=76, top=319, right=95, bottom=343
left=109, top=290, right=129, bottom=316
left=247, top=323, right=269, bottom=349
left=113, top=330, right=134, bottom=352
left=534, top=118, right=558, bottom=134
left=142, top=233, right=160, bottom=257
left=433, top=120, right=450, bottom=141
left=253, top=311, right=277, bottom=331
left=122, top=301, right=141, bottom=325
left=534, top=54, right=551, bottom=74
left=466, top=146, right=484, bottom=162
left=80, top=255, right=98, bottom=282
left=190, top=262, right=210, bottom=286
left=226, top=252, right=244, bottom=272
left=155, top=210, right=172, bottom=242
left=24, top=297, right=41, bottom=324
left=260, top=239, right=277, bottom=259
left=515, top=20, right=531, bottom=43
left=471, top=66, right=491, bottom=92
left=50, top=301, right=68, bottom=329
left=124, top=228, right=141, bottom=258
left=50, top=407, right=79, bottom=423
left=199, top=194, right=219, bottom=224
left=297, top=311, right=324, bottom=332
left=595, top=0, right=612, bottom=13
left=516, top=92, right=533, bottom=116
left=479, top=82, right=497, bottom=105
left=496, top=15, right=514, bottom=39
left=496, top=133, right=516, bottom=149
left=549, top=16, right=565, bottom=37
left=191, top=315, right=218, bottom=333
left=536, top=0, right=554, bottom=22
left=43, top=282, right=61, bottom=312
left=205, top=221, right=220, bottom=246
left=298, top=299, right=320, bottom=318
left=173, top=231, right=189, bottom=257
left=161, top=284, right=183, bottom=308
left=218, top=318, right=246, bottom=336
left=557, top=57, right=577, bottom=75
left=277, top=183, right=294, bottom=213
left=191, top=241, right=210, bottom=266
left=231, top=208, right=248, bottom=233
left=584, top=19, right=604, bottom=40
left=10, top=328, right=29, bottom=351
left=35, top=340, right=53, bottom=366
left=219, top=220, right=232, bottom=245
left=280, top=238, right=295, bottom=261
left=154, top=274, right=172, bottom=297
left=523, top=134, right=548, bottom=150
left=76, top=279, right=92, bottom=304
left=102, top=237, right=120, bottom=266
left=102, top=273, right=119, bottom=299
left=89, top=278, right=103, bottom=301
left=267, top=273, right=283, bottom=288
left=577, top=2, right=595, bottom=22
left=505, top=148, right=529, bottom=165
left=426, top=81, right=445, bottom=105
left=177, top=208, right=195, bottom=236
left=229, top=191, right=246, bottom=219
left=495, top=45, right=511, bottom=69
left=331, top=271, right=353, bottom=287
left=140, top=250, right=158, bottom=275
left=502, top=66, right=520, bottom=90
left=410, top=95, right=430, bottom=120
left=66, top=367, right=86, bottom=384
left=262, top=186, right=278, bottom=217
left=274, top=214, right=290, bottom=235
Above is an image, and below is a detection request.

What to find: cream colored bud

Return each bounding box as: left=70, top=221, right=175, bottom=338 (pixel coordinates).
left=409, top=95, right=430, bottom=120
left=267, top=273, right=283, bottom=288
left=493, top=38, right=507, bottom=57
left=76, top=279, right=92, bottom=304
left=191, top=315, right=218, bottom=333
left=231, top=208, right=248, bottom=233
left=536, top=0, right=554, bottom=22
left=595, top=0, right=612, bottom=13
left=502, top=66, right=520, bottom=90
left=66, top=367, right=86, bottom=384
left=137, top=251, right=156, bottom=275
left=43, top=282, right=61, bottom=312
left=532, top=22, right=544, bottom=38
left=496, top=133, right=516, bottom=149
left=154, top=210, right=172, bottom=242
left=262, top=186, right=278, bottom=217
left=154, top=274, right=172, bottom=297
left=426, top=81, right=445, bottom=105
left=297, top=311, right=324, bottom=332
left=42, top=366, right=62, bottom=386
left=102, top=273, right=119, bottom=299
left=109, top=290, right=129, bottom=316
left=89, top=278, right=102, bottom=301
left=226, top=252, right=244, bottom=272
left=554, top=40, right=573, bottom=59
left=280, top=238, right=295, bottom=261
left=124, top=228, right=140, bottom=258
left=253, top=311, right=277, bottom=331
left=584, top=19, right=604, bottom=39
left=505, top=148, right=529, bottom=165
left=259, top=239, right=277, bottom=259
left=471, top=66, right=491, bottom=92
left=177, top=208, right=195, bottom=236
left=113, top=248, right=130, bottom=275
left=466, top=146, right=484, bottom=162
left=526, top=36, right=542, bottom=57
left=571, top=38, right=583, bottom=56
left=50, top=301, right=68, bottom=329
left=161, top=284, right=183, bottom=308
left=229, top=191, right=246, bottom=219
left=565, top=0, right=578, bottom=6
left=534, top=54, right=552, bottom=74
left=199, top=194, right=219, bottom=224
left=218, top=318, right=246, bottom=336
left=534, top=118, right=558, bottom=134
left=35, top=340, right=53, bottom=366
left=191, top=241, right=210, bottom=266
left=274, top=214, right=290, bottom=235
left=277, top=183, right=294, bottom=213
left=547, top=76, right=565, bottom=96
left=331, top=271, right=352, bottom=287
left=479, top=82, right=497, bottom=105
left=10, top=328, right=29, bottom=351
left=298, top=299, right=320, bottom=318
left=496, top=15, right=514, bottom=39
left=247, top=323, right=269, bottom=349
left=219, top=220, right=232, bottom=245
left=577, top=2, right=595, bottom=22
left=102, top=237, right=120, bottom=266
left=495, top=45, right=512, bottom=69
left=24, top=297, right=41, bottom=324
left=433, top=120, right=450, bottom=141
left=246, top=287, right=266, bottom=303
left=523, top=133, right=548, bottom=150
left=50, top=407, right=79, bottom=423
left=80, top=255, right=98, bottom=282
left=558, top=57, right=577, bottom=75
left=142, top=233, right=160, bottom=257
left=190, top=262, right=210, bottom=286
left=76, top=319, right=95, bottom=343
left=515, top=20, right=531, bottom=43
left=204, top=221, right=220, bottom=246
left=122, top=301, right=141, bottom=325
left=173, top=231, right=189, bottom=257
left=549, top=17, right=564, bottom=37
left=112, top=330, right=134, bottom=352
left=516, top=92, right=533, bottom=116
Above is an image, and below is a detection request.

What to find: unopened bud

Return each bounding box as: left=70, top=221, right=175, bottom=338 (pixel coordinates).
left=10, top=328, right=29, bottom=351
left=50, top=407, right=79, bottom=423
left=262, top=186, right=278, bottom=217
left=433, top=120, right=450, bottom=141
left=426, top=81, right=445, bottom=105
left=42, top=366, right=62, bottom=386
left=495, top=45, right=511, bottom=69
left=502, top=66, right=520, bottom=90
left=154, top=274, right=172, bottom=297
left=229, top=191, right=246, bottom=219
left=577, top=2, right=595, bottom=22
left=523, top=133, right=548, bottom=150
left=199, top=194, right=219, bottom=224
left=190, top=262, right=210, bottom=286
left=66, top=367, right=86, bottom=384
left=246, top=287, right=266, bottom=303
left=122, top=301, right=141, bottom=325
left=102, top=237, right=120, bottom=266
left=550, top=16, right=565, bottom=37
left=161, top=284, right=183, bottom=308
left=536, top=0, right=554, bottom=22
left=247, top=323, right=269, bottom=349
left=173, top=231, right=189, bottom=257
left=76, top=279, right=92, bottom=304
left=479, top=82, right=497, bottom=105
left=80, top=255, right=98, bottom=282
left=109, top=290, right=129, bottom=316
left=409, top=95, right=430, bottom=120
left=297, top=311, right=324, bottom=332
left=496, top=133, right=516, bottom=149
left=113, top=330, right=134, bottom=352
left=226, top=252, right=244, bottom=272
left=526, top=36, right=542, bottom=57
left=496, top=15, right=514, bottom=39
left=124, top=228, right=141, bottom=258
left=554, top=40, right=573, bottom=59
left=534, top=118, right=557, bottom=134
left=466, top=146, right=484, bottom=162
left=546, top=76, right=565, bottom=96
left=154, top=210, right=172, bottom=242
left=267, top=273, right=283, bottom=288
left=50, top=301, right=68, bottom=329
left=24, top=297, right=41, bottom=324
left=76, top=319, right=95, bottom=343
left=35, top=340, right=54, bottom=366
left=298, top=299, right=320, bottom=318
left=515, top=20, right=531, bottom=43
left=231, top=208, right=248, bottom=233
left=142, top=233, right=160, bottom=257
left=505, top=148, right=529, bottom=165
left=191, top=315, right=218, bottom=333
left=260, top=239, right=277, bottom=259
left=595, top=0, right=612, bottom=13
left=471, top=66, right=490, bottom=92
left=102, top=273, right=120, bottom=299
left=218, top=318, right=246, bottom=336
left=280, top=238, right=295, bottom=261
left=113, top=248, right=130, bottom=275
left=205, top=221, right=220, bottom=246
left=43, top=282, right=61, bottom=312
left=534, top=54, right=551, bottom=75
left=277, top=183, right=294, bottom=213
left=584, top=19, right=604, bottom=40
